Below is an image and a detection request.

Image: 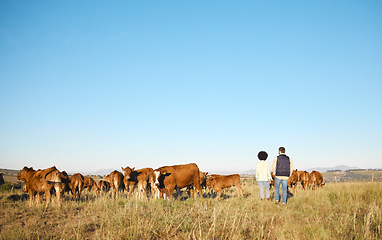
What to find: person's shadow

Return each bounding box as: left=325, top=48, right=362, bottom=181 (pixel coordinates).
left=269, top=188, right=294, bottom=201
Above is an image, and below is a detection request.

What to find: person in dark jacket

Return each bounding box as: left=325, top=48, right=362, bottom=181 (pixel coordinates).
left=272, top=147, right=294, bottom=204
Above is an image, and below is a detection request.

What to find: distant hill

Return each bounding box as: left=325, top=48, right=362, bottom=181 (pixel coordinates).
left=92, top=168, right=120, bottom=176
left=304, top=165, right=360, bottom=173
left=238, top=165, right=361, bottom=176
left=0, top=168, right=20, bottom=175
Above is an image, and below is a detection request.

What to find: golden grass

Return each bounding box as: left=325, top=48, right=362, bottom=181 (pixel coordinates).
left=0, top=181, right=381, bottom=239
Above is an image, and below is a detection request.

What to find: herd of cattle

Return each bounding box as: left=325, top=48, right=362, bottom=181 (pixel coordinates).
left=16, top=163, right=324, bottom=209
left=270, top=169, right=325, bottom=193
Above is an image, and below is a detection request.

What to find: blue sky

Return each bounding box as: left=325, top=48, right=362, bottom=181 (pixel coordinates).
left=1, top=1, right=381, bottom=174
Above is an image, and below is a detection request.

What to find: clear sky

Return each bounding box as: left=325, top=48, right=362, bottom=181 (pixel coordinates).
left=1, top=1, right=381, bottom=174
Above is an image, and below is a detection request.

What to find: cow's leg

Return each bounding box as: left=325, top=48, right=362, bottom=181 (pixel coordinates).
left=236, top=184, right=243, bottom=197
left=28, top=191, right=34, bottom=207
left=78, top=186, right=82, bottom=199
left=128, top=183, right=134, bottom=198
left=138, top=181, right=147, bottom=200
left=137, top=182, right=142, bottom=199
left=168, top=187, right=175, bottom=200
left=189, top=187, right=194, bottom=198
left=54, top=185, right=62, bottom=207
left=217, top=189, right=222, bottom=200
left=44, top=190, right=51, bottom=209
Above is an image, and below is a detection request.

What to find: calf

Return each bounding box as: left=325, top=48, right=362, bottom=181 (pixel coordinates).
left=69, top=173, right=85, bottom=199
left=98, top=180, right=111, bottom=193
left=17, top=166, right=66, bottom=209
left=206, top=174, right=243, bottom=200
left=105, top=170, right=124, bottom=197
left=121, top=167, right=153, bottom=199
left=298, top=171, right=310, bottom=190
left=288, top=169, right=299, bottom=194
left=309, top=171, right=324, bottom=190
left=83, top=176, right=100, bottom=194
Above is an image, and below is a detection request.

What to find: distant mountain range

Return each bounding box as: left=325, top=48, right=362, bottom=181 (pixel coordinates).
left=303, top=165, right=360, bottom=173
left=238, top=165, right=360, bottom=176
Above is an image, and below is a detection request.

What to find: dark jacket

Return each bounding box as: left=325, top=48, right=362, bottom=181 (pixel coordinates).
left=275, top=154, right=291, bottom=177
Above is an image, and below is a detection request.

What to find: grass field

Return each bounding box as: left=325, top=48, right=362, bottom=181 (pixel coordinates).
left=0, top=180, right=381, bottom=239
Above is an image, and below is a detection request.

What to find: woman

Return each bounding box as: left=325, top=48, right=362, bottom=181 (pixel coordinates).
left=256, top=151, right=272, bottom=200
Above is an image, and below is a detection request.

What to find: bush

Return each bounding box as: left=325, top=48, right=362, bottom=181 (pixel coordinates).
left=0, top=181, right=22, bottom=192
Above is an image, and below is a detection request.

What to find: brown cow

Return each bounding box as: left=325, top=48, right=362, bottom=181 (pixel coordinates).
left=60, top=171, right=72, bottom=196
left=69, top=173, right=85, bottom=199
left=199, top=171, right=209, bottom=192
left=288, top=169, right=299, bottom=194
left=83, top=176, right=100, bottom=194
left=298, top=171, right=310, bottom=190
left=98, top=180, right=111, bottom=193
left=152, top=163, right=202, bottom=199
left=121, top=167, right=153, bottom=199
left=269, top=172, right=275, bottom=190
left=309, top=171, right=324, bottom=190
left=121, top=166, right=135, bottom=197
left=206, top=174, right=243, bottom=200
left=105, top=170, right=124, bottom=197
left=17, top=166, right=66, bottom=209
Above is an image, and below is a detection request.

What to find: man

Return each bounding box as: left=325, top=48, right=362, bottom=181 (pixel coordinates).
left=272, top=147, right=294, bottom=204
left=256, top=151, right=272, bottom=200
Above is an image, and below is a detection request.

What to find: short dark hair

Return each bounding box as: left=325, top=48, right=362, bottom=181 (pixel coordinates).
left=279, top=147, right=285, bottom=153
left=258, top=151, right=268, bottom=160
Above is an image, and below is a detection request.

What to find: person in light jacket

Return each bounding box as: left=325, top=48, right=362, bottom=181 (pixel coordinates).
left=256, top=151, right=272, bottom=200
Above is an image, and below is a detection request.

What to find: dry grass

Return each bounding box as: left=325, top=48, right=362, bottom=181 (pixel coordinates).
left=0, top=181, right=381, bottom=239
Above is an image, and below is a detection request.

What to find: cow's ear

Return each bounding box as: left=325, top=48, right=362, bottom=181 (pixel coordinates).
left=164, top=173, right=171, bottom=177
left=121, top=167, right=125, bottom=171
left=132, top=167, right=135, bottom=171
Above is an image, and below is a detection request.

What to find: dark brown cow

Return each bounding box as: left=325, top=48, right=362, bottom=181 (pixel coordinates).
left=98, top=180, right=111, bottom=193
left=121, top=166, right=135, bottom=197
left=297, top=171, right=310, bottom=190
left=288, top=169, right=299, bottom=194
left=0, top=173, right=5, bottom=186
left=69, top=173, right=85, bottom=199
left=199, top=171, right=209, bottom=192
left=152, top=163, right=202, bottom=199
left=206, top=174, right=243, bottom=200
left=17, top=166, right=66, bottom=209
left=60, top=171, right=72, bottom=195
left=121, top=167, right=153, bottom=199
left=105, top=170, right=124, bottom=197
left=309, top=171, right=324, bottom=190
left=83, top=176, right=100, bottom=194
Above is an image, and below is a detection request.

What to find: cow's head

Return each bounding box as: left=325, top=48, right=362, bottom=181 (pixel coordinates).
left=17, top=166, right=33, bottom=181
left=206, top=177, right=215, bottom=188
left=121, top=166, right=135, bottom=181
left=200, top=172, right=209, bottom=186
left=153, top=170, right=171, bottom=187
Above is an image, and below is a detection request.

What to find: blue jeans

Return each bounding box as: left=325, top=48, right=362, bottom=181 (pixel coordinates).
left=274, top=177, right=288, bottom=204
left=257, top=181, right=270, bottom=199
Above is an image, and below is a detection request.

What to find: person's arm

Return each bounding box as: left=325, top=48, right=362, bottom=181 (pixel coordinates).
left=266, top=163, right=271, bottom=180
left=289, top=158, right=294, bottom=176
left=272, top=157, right=277, bottom=174
left=255, top=162, right=259, bottom=180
